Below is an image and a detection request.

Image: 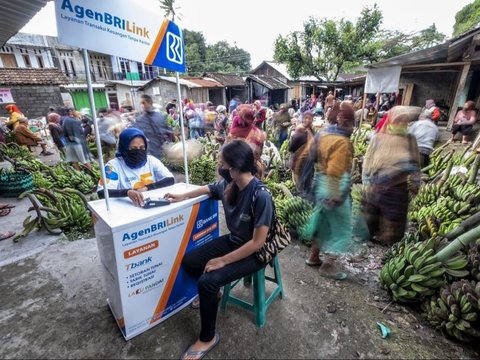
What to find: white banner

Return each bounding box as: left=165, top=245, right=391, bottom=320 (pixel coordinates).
left=0, top=88, right=14, bottom=103
left=55, top=0, right=185, bottom=72
left=365, top=66, right=402, bottom=94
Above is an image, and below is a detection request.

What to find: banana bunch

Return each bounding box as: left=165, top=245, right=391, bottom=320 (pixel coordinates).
left=426, top=149, right=455, bottom=178
left=263, top=179, right=294, bottom=200
left=421, top=280, right=480, bottom=342
left=15, top=158, right=50, bottom=172
left=32, top=172, right=53, bottom=189
left=351, top=183, right=365, bottom=216
left=189, top=155, right=217, bottom=185
left=353, top=141, right=368, bottom=158
left=276, top=196, right=313, bottom=232
left=51, top=163, right=95, bottom=194
left=453, top=183, right=480, bottom=203
left=410, top=183, right=450, bottom=211
left=382, top=231, right=420, bottom=264
left=380, top=237, right=447, bottom=302
left=467, top=240, right=480, bottom=281
left=0, top=143, right=34, bottom=160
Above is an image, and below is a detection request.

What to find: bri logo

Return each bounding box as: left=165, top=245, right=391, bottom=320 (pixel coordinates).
left=61, top=0, right=150, bottom=39
left=125, top=256, right=152, bottom=271
left=196, top=213, right=218, bottom=229
left=166, top=32, right=183, bottom=64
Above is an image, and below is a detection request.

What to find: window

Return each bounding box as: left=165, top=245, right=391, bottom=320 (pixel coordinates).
left=37, top=55, right=44, bottom=68
left=97, top=60, right=102, bottom=79
left=62, top=59, right=69, bottom=75
left=22, top=54, right=31, bottom=68
left=70, top=60, right=76, bottom=77
left=0, top=54, right=17, bottom=67
left=102, top=61, right=108, bottom=79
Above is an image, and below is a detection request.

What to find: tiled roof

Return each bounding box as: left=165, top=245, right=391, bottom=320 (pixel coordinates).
left=0, top=68, right=68, bottom=85
left=203, top=72, right=245, bottom=87
left=247, top=74, right=290, bottom=90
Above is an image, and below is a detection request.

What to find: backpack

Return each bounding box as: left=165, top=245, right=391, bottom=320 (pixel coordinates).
left=251, top=182, right=291, bottom=264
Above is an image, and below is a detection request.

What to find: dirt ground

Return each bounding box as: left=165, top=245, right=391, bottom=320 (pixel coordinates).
left=1, top=128, right=480, bottom=359
left=0, top=229, right=479, bottom=359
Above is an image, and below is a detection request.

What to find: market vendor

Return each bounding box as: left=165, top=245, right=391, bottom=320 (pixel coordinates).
left=13, top=117, right=53, bottom=156
left=97, top=128, right=174, bottom=206
left=5, top=104, right=24, bottom=130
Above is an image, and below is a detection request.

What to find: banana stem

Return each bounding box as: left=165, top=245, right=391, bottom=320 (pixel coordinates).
left=436, top=224, right=480, bottom=262
left=467, top=153, right=480, bottom=184
left=437, top=158, right=454, bottom=187
left=445, top=212, right=480, bottom=240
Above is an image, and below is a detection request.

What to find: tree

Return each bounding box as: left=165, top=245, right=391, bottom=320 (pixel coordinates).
left=204, top=41, right=251, bottom=73
left=184, top=30, right=208, bottom=74
left=453, top=0, right=480, bottom=36
left=158, top=0, right=181, bottom=21
left=274, top=5, right=382, bottom=81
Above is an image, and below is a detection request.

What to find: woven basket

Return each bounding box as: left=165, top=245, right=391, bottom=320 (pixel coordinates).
left=0, top=171, right=34, bottom=197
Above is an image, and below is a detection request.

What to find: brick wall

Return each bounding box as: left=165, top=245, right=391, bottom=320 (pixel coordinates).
left=400, top=72, right=458, bottom=108
left=0, top=85, right=64, bottom=119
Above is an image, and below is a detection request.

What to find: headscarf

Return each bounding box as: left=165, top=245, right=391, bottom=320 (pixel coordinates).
left=464, top=100, right=475, bottom=111
left=47, top=113, right=61, bottom=124
left=230, top=105, right=255, bottom=138
left=381, top=106, right=421, bottom=135
left=5, top=104, right=22, bottom=114
left=116, top=128, right=148, bottom=168
left=425, top=99, right=435, bottom=109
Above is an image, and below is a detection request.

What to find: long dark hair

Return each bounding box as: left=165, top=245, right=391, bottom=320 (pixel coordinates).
left=221, top=140, right=257, bottom=204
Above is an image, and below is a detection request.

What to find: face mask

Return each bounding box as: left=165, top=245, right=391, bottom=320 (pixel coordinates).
left=125, top=149, right=147, bottom=167
left=218, top=167, right=233, bottom=183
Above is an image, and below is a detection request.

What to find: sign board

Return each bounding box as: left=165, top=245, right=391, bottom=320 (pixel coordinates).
left=0, top=88, right=14, bottom=103
left=88, top=184, right=218, bottom=340
left=55, top=0, right=185, bottom=73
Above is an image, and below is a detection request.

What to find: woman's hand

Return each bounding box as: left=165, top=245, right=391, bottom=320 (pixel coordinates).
left=164, top=193, right=187, bottom=202
left=127, top=189, right=144, bottom=207
left=204, top=257, right=227, bottom=272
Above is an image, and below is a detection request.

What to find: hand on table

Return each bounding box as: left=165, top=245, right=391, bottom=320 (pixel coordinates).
left=127, top=190, right=144, bottom=207
left=205, top=257, right=226, bottom=272
left=164, top=193, right=186, bottom=202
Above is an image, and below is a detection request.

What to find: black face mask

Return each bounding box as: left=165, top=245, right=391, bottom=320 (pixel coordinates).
left=125, top=149, right=147, bottom=167
left=218, top=167, right=233, bottom=183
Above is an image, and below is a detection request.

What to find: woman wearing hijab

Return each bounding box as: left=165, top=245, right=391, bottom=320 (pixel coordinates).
left=289, top=111, right=314, bottom=189
left=47, top=113, right=65, bottom=154
left=228, top=105, right=266, bottom=176
left=97, top=128, right=174, bottom=206
left=361, top=106, right=421, bottom=246
left=5, top=104, right=24, bottom=130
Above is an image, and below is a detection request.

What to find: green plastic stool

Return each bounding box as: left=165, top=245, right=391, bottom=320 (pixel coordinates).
left=221, top=257, right=284, bottom=327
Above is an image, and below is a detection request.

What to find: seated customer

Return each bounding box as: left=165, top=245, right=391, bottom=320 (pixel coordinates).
left=97, top=128, right=174, bottom=206
left=14, top=117, right=53, bottom=156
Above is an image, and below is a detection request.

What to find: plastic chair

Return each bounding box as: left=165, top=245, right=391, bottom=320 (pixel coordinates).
left=221, top=257, right=284, bottom=327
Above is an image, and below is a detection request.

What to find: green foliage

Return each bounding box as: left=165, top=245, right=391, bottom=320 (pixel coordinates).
left=453, top=0, right=480, bottom=36
left=273, top=5, right=382, bottom=81
left=184, top=30, right=251, bottom=75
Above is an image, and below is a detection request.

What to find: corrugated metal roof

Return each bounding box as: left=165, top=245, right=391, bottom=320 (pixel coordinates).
left=251, top=61, right=325, bottom=82
left=105, top=80, right=149, bottom=87
left=368, top=42, right=449, bottom=68
left=0, top=0, right=49, bottom=47
left=203, top=72, right=245, bottom=87
left=0, top=68, right=68, bottom=85
left=247, top=75, right=290, bottom=90
left=138, top=76, right=200, bottom=91
left=183, top=77, right=224, bottom=88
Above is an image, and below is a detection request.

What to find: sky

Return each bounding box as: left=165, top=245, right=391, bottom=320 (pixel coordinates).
left=21, top=0, right=473, bottom=68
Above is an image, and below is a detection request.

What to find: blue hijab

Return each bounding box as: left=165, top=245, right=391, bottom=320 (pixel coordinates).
left=116, top=128, right=148, bottom=168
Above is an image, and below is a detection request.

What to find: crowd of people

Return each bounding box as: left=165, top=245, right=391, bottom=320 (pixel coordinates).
left=0, top=92, right=478, bottom=360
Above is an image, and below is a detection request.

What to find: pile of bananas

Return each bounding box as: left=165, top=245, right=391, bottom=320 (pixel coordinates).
left=51, top=163, right=95, bottom=194
left=380, top=237, right=470, bottom=303
left=276, top=196, right=313, bottom=233
left=382, top=231, right=420, bottom=264
left=189, top=154, right=217, bottom=185
left=0, top=142, right=34, bottom=160
left=263, top=179, right=294, bottom=199
left=467, top=241, right=480, bottom=281
left=421, top=280, right=480, bottom=342
left=15, top=158, right=49, bottom=172
left=452, top=183, right=480, bottom=203
left=14, top=188, right=92, bottom=242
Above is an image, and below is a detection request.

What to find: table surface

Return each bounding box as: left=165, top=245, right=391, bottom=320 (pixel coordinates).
left=87, top=183, right=208, bottom=231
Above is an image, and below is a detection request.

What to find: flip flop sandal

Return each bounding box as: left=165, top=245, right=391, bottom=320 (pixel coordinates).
left=0, top=208, right=11, bottom=217
left=181, top=334, right=220, bottom=360
left=0, top=231, right=15, bottom=241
